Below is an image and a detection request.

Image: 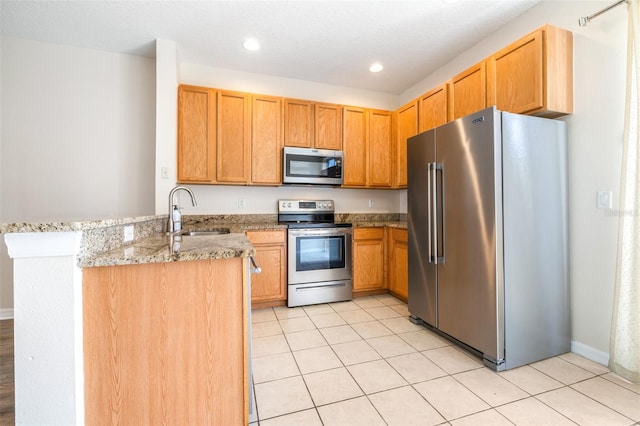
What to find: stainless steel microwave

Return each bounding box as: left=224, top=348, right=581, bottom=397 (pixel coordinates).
left=282, top=147, right=343, bottom=185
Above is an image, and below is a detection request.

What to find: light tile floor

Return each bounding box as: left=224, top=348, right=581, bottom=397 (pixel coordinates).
left=250, top=295, right=640, bottom=426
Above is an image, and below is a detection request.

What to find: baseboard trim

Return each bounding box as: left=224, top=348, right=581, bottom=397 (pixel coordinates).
left=0, top=308, right=14, bottom=320
left=571, top=340, right=610, bottom=366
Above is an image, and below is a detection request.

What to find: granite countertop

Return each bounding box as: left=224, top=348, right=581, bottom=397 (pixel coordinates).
left=2, top=213, right=406, bottom=268
left=346, top=221, right=407, bottom=229
left=79, top=232, right=255, bottom=268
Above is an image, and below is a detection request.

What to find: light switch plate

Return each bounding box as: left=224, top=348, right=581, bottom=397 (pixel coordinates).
left=597, top=191, right=612, bottom=209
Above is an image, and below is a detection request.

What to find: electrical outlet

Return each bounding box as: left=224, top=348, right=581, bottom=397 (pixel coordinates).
left=123, top=225, right=134, bottom=242
left=597, top=191, right=612, bottom=209
left=238, top=198, right=246, bottom=209
left=368, top=199, right=374, bottom=208
left=160, top=167, right=169, bottom=180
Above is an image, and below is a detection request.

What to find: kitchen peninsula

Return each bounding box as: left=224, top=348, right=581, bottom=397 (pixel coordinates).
left=2, top=215, right=255, bottom=425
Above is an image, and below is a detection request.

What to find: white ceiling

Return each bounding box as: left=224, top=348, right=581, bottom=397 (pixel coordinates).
left=0, top=0, right=541, bottom=94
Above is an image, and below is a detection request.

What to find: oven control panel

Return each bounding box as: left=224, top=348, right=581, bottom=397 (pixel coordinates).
left=278, top=199, right=334, bottom=213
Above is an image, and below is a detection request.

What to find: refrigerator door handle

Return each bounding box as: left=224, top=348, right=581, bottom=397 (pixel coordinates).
left=435, top=163, right=445, bottom=264
left=427, top=163, right=433, bottom=263
left=430, top=162, right=439, bottom=264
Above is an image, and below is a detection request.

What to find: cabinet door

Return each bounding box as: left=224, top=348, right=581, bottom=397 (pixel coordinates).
left=489, top=25, right=573, bottom=118
left=177, top=85, right=216, bottom=183
left=283, top=99, right=314, bottom=148
left=368, top=109, right=393, bottom=187
left=395, top=100, right=419, bottom=188
left=83, top=258, right=246, bottom=425
left=388, top=228, right=408, bottom=301
left=217, top=91, right=250, bottom=183
left=342, top=106, right=368, bottom=187
left=419, top=84, right=448, bottom=132
left=314, top=103, right=343, bottom=150
left=251, top=95, right=282, bottom=185
left=448, top=62, right=486, bottom=121
left=492, top=29, right=543, bottom=114
left=353, top=228, right=385, bottom=291
left=246, top=231, right=287, bottom=305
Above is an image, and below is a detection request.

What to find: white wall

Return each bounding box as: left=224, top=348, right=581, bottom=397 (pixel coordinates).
left=400, top=1, right=627, bottom=362
left=0, top=37, right=157, bottom=312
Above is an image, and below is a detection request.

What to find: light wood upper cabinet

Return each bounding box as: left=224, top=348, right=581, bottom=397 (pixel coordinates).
left=353, top=228, right=386, bottom=293
left=177, top=85, right=216, bottom=183
left=217, top=90, right=251, bottom=184
left=251, top=95, right=282, bottom=185
left=343, top=107, right=394, bottom=188
left=342, top=106, right=368, bottom=187
left=394, top=100, right=419, bottom=188
left=387, top=228, right=408, bottom=301
left=283, top=98, right=314, bottom=148
left=368, top=109, right=393, bottom=188
left=448, top=61, right=486, bottom=121
left=246, top=230, right=287, bottom=308
left=487, top=25, right=573, bottom=118
left=419, top=84, right=449, bottom=132
left=314, top=102, right=343, bottom=150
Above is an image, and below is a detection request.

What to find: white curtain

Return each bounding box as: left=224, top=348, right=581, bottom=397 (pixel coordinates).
left=610, top=0, right=640, bottom=384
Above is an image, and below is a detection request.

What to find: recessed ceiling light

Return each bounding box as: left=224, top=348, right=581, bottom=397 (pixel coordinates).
left=369, top=63, right=383, bottom=73
left=243, top=38, right=260, bottom=51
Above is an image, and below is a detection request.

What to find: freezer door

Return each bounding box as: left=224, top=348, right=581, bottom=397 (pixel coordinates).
left=436, top=107, right=502, bottom=361
left=407, top=130, right=437, bottom=326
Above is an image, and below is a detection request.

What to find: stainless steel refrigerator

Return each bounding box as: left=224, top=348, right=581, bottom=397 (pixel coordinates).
left=407, top=106, right=570, bottom=371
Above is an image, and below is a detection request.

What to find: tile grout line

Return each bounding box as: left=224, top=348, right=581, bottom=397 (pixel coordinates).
left=251, top=296, right=635, bottom=425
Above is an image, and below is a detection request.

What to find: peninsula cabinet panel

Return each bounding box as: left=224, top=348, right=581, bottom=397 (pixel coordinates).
left=388, top=228, right=408, bottom=301
left=353, top=227, right=386, bottom=292
left=314, top=102, right=343, bottom=150
left=368, top=109, right=393, bottom=188
left=246, top=230, right=287, bottom=308
left=251, top=95, right=282, bottom=185
left=342, top=106, right=368, bottom=187
left=83, top=258, right=248, bottom=426
left=448, top=62, right=486, bottom=121
left=217, top=91, right=251, bottom=183
left=177, top=85, right=216, bottom=183
left=488, top=25, right=573, bottom=118
left=283, top=98, right=314, bottom=148
left=395, top=100, right=419, bottom=188
left=419, top=84, right=448, bottom=132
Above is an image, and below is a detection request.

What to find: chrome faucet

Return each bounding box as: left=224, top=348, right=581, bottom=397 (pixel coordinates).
left=167, top=186, right=197, bottom=233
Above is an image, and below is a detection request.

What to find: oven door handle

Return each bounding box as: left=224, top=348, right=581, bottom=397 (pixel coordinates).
left=295, top=282, right=347, bottom=291
left=288, top=229, right=352, bottom=237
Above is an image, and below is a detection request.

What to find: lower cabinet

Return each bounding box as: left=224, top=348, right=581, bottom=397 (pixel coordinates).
left=388, top=228, right=408, bottom=301
left=352, top=227, right=386, bottom=295
left=246, top=230, right=287, bottom=308
left=83, top=258, right=249, bottom=425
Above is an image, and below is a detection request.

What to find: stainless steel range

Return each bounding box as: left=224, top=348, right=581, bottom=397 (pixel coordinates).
left=278, top=199, right=353, bottom=307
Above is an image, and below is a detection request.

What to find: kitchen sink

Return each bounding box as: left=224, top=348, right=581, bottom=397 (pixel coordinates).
left=184, top=228, right=230, bottom=236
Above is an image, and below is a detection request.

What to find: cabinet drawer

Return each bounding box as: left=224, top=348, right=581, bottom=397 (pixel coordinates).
left=391, top=228, right=408, bottom=243
left=246, top=230, right=286, bottom=245
left=354, top=227, right=384, bottom=240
